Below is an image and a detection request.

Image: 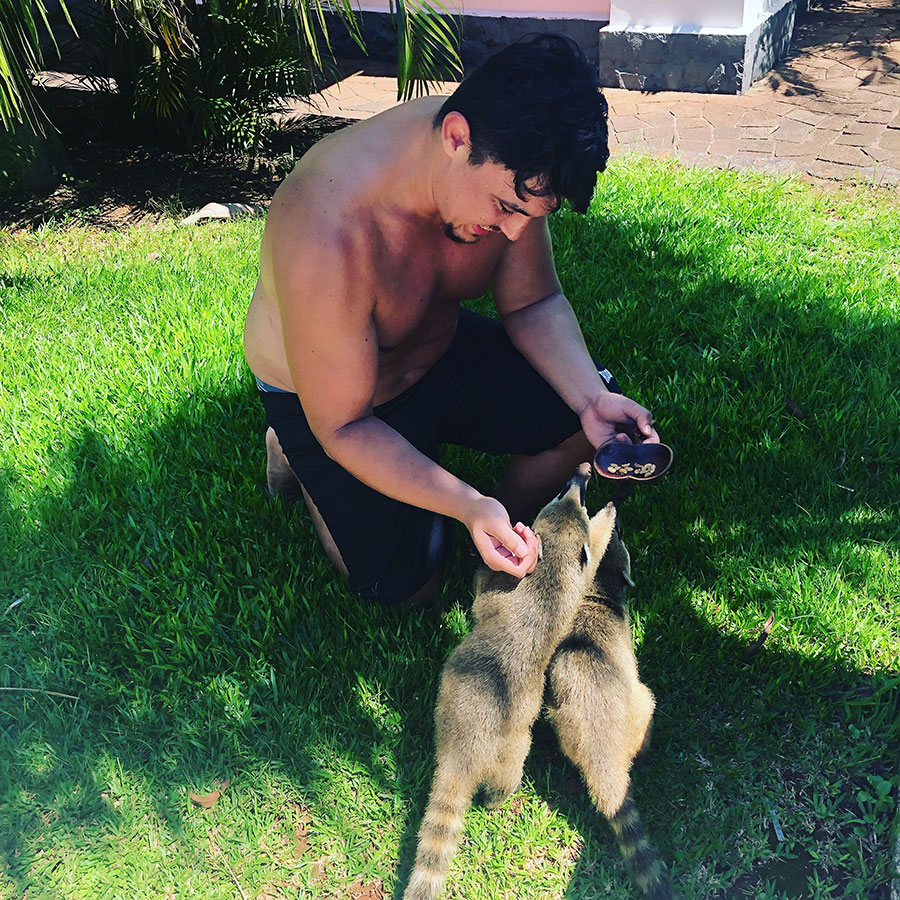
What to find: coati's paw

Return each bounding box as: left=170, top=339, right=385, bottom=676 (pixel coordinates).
left=481, top=783, right=519, bottom=809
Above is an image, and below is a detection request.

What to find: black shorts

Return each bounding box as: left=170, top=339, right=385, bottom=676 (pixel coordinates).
left=257, top=308, right=622, bottom=606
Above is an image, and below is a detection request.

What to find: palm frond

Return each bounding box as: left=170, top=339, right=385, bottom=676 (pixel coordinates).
left=391, top=0, right=463, bottom=101
left=0, top=0, right=74, bottom=135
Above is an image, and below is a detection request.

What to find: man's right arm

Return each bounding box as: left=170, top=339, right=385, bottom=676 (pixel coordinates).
left=264, top=203, right=537, bottom=575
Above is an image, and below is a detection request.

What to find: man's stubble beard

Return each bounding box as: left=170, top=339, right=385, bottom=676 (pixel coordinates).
left=444, top=223, right=477, bottom=245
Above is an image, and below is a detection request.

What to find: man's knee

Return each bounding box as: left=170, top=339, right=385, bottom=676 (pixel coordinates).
left=350, top=514, right=454, bottom=607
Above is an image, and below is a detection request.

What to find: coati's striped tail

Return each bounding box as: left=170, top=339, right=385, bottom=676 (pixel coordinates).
left=402, top=772, right=473, bottom=900
left=608, top=791, right=673, bottom=900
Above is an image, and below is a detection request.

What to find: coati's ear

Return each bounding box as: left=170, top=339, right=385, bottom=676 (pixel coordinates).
left=588, top=502, right=617, bottom=561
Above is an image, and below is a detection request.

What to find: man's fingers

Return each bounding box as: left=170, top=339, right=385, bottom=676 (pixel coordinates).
left=484, top=543, right=526, bottom=575
left=479, top=527, right=538, bottom=577
left=497, top=524, right=529, bottom=560
left=637, top=410, right=661, bottom=443
left=618, top=400, right=661, bottom=445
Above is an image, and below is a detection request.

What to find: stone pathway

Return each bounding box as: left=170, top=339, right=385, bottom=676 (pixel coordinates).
left=606, top=0, right=900, bottom=185
left=286, top=0, right=900, bottom=187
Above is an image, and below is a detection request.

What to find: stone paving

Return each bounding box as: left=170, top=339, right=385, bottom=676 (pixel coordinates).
left=286, top=0, right=900, bottom=188
left=606, top=0, right=900, bottom=185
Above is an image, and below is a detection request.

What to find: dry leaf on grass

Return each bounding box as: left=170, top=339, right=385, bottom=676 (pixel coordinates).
left=347, top=878, right=383, bottom=900
left=293, top=824, right=309, bottom=859
left=310, top=859, right=328, bottom=884
left=189, top=778, right=231, bottom=809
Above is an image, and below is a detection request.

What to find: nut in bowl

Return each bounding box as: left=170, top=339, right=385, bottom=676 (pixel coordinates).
left=593, top=440, right=673, bottom=482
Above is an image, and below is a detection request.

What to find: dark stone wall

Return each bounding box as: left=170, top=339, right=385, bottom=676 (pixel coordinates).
left=597, top=0, right=798, bottom=94
left=598, top=30, right=746, bottom=93
left=324, top=11, right=604, bottom=73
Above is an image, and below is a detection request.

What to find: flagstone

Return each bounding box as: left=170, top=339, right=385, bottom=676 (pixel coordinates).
left=677, top=140, right=712, bottom=153
left=636, top=111, right=676, bottom=129
left=787, top=108, right=833, bottom=126
left=707, top=140, right=744, bottom=156
left=817, top=144, right=872, bottom=165
left=644, top=135, right=675, bottom=150
left=642, top=125, right=677, bottom=141
left=857, top=107, right=896, bottom=124
left=611, top=115, right=645, bottom=133
left=614, top=129, right=644, bottom=146
left=772, top=119, right=815, bottom=142
left=864, top=145, right=900, bottom=164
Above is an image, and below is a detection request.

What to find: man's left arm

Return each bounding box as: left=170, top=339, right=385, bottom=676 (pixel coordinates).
left=493, top=218, right=659, bottom=449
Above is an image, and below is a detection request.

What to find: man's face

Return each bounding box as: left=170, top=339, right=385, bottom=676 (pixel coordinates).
left=439, top=157, right=558, bottom=245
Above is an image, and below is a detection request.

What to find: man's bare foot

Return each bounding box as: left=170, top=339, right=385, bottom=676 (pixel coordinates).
left=265, top=427, right=303, bottom=502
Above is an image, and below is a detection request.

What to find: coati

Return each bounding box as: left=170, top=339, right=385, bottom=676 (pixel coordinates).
left=545, top=518, right=672, bottom=900
left=403, top=463, right=618, bottom=900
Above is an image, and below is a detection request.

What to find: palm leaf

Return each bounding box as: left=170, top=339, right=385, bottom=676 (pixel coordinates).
left=0, top=0, right=74, bottom=135
left=391, top=0, right=463, bottom=101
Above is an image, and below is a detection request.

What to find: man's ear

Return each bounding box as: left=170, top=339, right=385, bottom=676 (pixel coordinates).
left=441, top=111, right=472, bottom=159
left=588, top=502, right=617, bottom=561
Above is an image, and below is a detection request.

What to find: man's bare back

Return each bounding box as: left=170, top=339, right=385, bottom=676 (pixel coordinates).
left=243, top=36, right=661, bottom=605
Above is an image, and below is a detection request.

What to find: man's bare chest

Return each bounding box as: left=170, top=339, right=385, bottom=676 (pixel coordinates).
left=372, top=236, right=502, bottom=350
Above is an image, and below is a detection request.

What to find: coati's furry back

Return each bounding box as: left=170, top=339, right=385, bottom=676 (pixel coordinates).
left=403, top=465, right=616, bottom=900
left=545, top=523, right=672, bottom=899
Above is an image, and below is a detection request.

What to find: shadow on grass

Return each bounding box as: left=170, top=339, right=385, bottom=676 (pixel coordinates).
left=1, top=208, right=898, bottom=898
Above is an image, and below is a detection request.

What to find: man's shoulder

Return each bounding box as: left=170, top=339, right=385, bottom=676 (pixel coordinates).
left=267, top=160, right=374, bottom=259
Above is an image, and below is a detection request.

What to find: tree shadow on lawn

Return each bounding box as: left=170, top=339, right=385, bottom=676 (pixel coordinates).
left=1, top=226, right=899, bottom=898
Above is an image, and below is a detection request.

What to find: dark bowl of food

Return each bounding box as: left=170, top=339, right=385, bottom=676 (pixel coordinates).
left=593, top=440, right=673, bottom=481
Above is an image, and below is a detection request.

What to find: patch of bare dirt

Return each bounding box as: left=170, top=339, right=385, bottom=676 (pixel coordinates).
left=0, top=112, right=351, bottom=231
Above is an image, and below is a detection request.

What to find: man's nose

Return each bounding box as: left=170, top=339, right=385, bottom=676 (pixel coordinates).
left=499, top=216, right=528, bottom=241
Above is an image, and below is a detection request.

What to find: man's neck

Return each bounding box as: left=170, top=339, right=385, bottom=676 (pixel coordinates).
left=374, top=99, right=446, bottom=227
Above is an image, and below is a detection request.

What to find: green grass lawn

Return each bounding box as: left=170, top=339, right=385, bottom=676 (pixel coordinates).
left=1, top=156, right=898, bottom=900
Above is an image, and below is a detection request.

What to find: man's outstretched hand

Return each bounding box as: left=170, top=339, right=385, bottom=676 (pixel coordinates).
left=464, top=496, right=540, bottom=578
left=580, top=391, right=660, bottom=448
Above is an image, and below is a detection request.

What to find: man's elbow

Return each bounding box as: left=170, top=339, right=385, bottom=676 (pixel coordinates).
left=313, top=415, right=371, bottom=463
left=499, top=290, right=566, bottom=321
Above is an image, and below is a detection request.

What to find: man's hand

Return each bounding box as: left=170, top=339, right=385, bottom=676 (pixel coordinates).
left=463, top=496, right=540, bottom=577
left=580, top=391, right=660, bottom=449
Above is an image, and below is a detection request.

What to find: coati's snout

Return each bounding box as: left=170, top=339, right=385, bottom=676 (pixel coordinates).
left=555, top=461, right=592, bottom=508
left=533, top=466, right=618, bottom=573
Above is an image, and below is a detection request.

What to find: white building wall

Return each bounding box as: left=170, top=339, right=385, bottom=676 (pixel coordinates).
left=357, top=0, right=612, bottom=21
left=608, top=0, right=792, bottom=31
left=356, top=0, right=790, bottom=31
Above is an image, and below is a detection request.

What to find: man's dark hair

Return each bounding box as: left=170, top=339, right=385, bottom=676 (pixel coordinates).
left=434, top=34, right=609, bottom=214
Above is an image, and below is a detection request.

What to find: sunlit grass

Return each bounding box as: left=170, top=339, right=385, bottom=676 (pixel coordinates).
left=1, top=157, right=898, bottom=899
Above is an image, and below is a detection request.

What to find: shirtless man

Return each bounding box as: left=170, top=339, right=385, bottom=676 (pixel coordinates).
left=243, top=35, right=660, bottom=607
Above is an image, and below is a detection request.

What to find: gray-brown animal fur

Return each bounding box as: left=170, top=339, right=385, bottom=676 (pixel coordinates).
left=403, top=464, right=617, bottom=900
left=545, top=520, right=672, bottom=899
